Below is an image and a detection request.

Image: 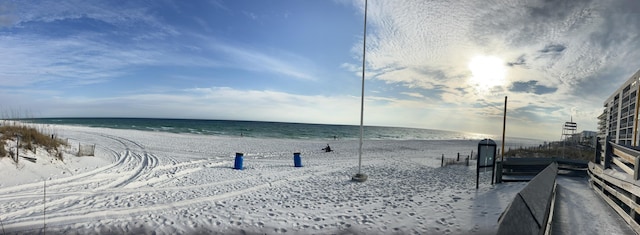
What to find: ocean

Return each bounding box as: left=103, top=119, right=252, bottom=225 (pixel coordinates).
left=27, top=118, right=542, bottom=145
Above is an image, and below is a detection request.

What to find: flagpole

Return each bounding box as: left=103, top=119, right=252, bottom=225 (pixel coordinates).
left=352, top=0, right=368, bottom=182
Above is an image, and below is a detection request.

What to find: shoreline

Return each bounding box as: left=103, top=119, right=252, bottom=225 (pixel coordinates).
left=23, top=117, right=545, bottom=143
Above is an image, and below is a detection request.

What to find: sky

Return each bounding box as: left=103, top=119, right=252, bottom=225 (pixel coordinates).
left=1, top=0, right=639, bottom=140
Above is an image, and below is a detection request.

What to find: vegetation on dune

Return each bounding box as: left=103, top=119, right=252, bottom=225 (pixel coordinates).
left=503, top=142, right=594, bottom=161
left=0, top=142, right=6, bottom=158
left=0, top=123, right=66, bottom=160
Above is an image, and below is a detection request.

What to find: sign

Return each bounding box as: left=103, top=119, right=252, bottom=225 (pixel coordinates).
left=478, top=139, right=496, bottom=167
left=477, top=138, right=497, bottom=189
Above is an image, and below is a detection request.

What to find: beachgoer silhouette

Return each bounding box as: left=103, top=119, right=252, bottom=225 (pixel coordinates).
left=322, top=144, right=332, bottom=152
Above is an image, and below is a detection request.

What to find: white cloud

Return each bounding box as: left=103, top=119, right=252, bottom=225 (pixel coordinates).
left=3, top=0, right=637, bottom=140
left=401, top=92, right=423, bottom=98
left=0, top=2, right=17, bottom=27
left=243, top=11, right=258, bottom=20
left=0, top=1, right=191, bottom=87
left=0, top=35, right=171, bottom=87
left=209, top=43, right=318, bottom=81
left=344, top=0, right=640, bottom=138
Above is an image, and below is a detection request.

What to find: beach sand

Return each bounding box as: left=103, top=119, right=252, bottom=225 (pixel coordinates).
left=0, top=125, right=542, bottom=234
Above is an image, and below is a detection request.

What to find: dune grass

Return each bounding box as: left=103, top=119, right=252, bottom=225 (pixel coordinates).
left=0, top=142, right=6, bottom=157
left=504, top=143, right=593, bottom=161
left=0, top=123, right=66, bottom=159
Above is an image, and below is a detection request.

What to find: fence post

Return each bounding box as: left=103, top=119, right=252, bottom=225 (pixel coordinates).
left=595, top=137, right=601, bottom=164
left=16, top=134, right=21, bottom=163
left=604, top=136, right=612, bottom=169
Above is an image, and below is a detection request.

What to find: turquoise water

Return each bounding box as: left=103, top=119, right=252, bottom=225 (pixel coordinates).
left=27, top=118, right=540, bottom=144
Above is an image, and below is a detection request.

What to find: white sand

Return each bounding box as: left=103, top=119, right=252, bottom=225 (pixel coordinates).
left=0, top=125, right=619, bottom=234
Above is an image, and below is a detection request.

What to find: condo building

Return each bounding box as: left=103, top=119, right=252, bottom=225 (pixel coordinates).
left=601, top=69, right=640, bottom=146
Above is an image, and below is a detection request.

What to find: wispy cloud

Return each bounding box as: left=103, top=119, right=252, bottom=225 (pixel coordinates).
left=209, top=42, right=318, bottom=81
left=16, top=87, right=364, bottom=124
left=243, top=11, right=258, bottom=20
left=0, top=1, right=185, bottom=88
left=401, top=92, right=424, bottom=98
left=208, top=0, right=230, bottom=12
left=0, top=34, right=189, bottom=87
left=2, top=0, right=638, bottom=140
left=346, top=0, right=640, bottom=135
left=0, top=0, right=321, bottom=103
left=0, top=2, right=16, bottom=27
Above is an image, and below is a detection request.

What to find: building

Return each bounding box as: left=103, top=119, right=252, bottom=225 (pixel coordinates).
left=580, top=130, right=597, bottom=146
left=597, top=111, right=607, bottom=141
left=567, top=131, right=597, bottom=146
left=600, top=69, right=640, bottom=146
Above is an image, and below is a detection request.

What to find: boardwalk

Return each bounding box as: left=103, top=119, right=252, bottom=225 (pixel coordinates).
left=551, top=176, right=635, bottom=234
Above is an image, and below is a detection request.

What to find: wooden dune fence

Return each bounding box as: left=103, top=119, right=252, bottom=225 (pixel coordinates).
left=78, top=143, right=95, bottom=156
left=588, top=136, right=640, bottom=233
left=440, top=152, right=471, bottom=167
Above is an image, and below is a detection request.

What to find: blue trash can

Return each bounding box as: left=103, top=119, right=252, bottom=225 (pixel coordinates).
left=234, top=152, right=244, bottom=170
left=293, top=152, right=302, bottom=167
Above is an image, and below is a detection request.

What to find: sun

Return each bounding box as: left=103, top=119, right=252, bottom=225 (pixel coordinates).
left=468, top=55, right=507, bottom=91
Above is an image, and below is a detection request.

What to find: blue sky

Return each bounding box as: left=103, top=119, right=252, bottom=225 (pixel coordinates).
left=1, top=0, right=639, bottom=140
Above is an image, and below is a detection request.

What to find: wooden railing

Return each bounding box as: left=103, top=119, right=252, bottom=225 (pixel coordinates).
left=607, top=141, right=640, bottom=180
left=496, top=158, right=587, bottom=183
left=589, top=136, right=640, bottom=233
left=497, top=162, right=558, bottom=235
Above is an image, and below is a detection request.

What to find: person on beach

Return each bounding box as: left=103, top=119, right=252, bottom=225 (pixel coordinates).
left=322, top=144, right=332, bottom=152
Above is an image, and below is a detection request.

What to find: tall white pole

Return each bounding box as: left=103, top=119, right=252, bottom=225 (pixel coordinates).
left=353, top=0, right=368, bottom=182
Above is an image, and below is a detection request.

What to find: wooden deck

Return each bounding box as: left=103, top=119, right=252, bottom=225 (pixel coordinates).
left=493, top=144, right=639, bottom=234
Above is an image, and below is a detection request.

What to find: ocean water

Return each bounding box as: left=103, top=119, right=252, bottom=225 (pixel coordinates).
left=27, top=118, right=542, bottom=145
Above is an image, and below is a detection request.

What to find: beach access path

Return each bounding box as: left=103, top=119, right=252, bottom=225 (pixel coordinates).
left=551, top=176, right=635, bottom=234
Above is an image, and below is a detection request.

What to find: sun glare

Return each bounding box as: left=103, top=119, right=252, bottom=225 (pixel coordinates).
left=468, top=55, right=507, bottom=91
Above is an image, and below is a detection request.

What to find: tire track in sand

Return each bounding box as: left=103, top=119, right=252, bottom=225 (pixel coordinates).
left=0, top=133, right=156, bottom=223
left=4, top=164, right=348, bottom=232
